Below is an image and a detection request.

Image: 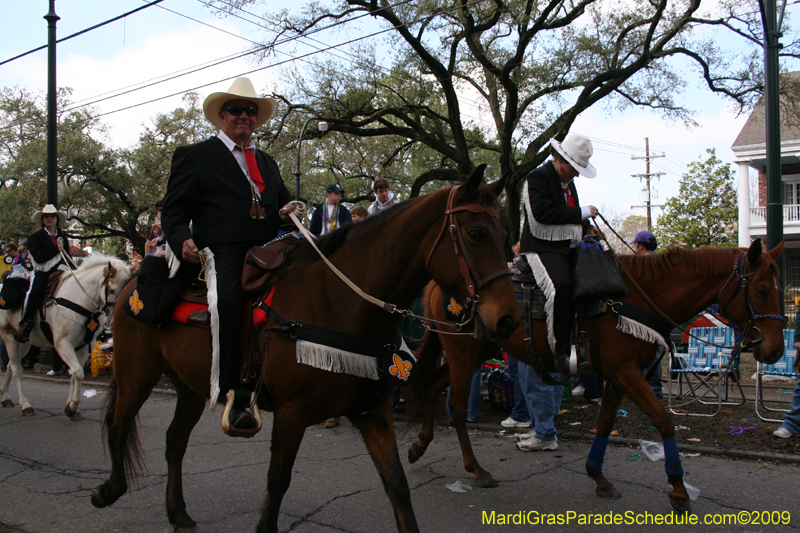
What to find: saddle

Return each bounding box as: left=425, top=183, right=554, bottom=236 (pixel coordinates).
left=0, top=270, right=64, bottom=311
left=511, top=256, right=598, bottom=384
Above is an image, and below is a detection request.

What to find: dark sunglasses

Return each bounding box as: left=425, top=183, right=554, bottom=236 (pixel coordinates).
left=224, top=105, right=258, bottom=117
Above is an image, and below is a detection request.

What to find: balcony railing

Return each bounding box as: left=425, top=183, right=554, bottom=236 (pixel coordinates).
left=750, top=204, right=800, bottom=224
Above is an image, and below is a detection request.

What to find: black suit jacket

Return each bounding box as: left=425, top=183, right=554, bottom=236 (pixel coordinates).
left=26, top=227, right=72, bottom=271
left=162, top=136, right=292, bottom=252
left=519, top=161, right=590, bottom=254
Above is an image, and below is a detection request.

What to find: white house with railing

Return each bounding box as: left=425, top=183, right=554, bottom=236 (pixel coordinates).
left=732, top=77, right=800, bottom=297
left=732, top=90, right=800, bottom=246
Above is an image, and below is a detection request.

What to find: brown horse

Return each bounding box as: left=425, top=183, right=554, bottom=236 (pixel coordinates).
left=406, top=241, right=785, bottom=513
left=90, top=166, right=519, bottom=533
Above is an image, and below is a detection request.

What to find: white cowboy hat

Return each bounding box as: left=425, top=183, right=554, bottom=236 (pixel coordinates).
left=33, top=204, right=67, bottom=226
left=550, top=135, right=597, bottom=178
left=203, top=77, right=276, bottom=130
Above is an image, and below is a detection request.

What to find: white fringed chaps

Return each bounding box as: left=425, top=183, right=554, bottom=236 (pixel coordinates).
left=205, top=249, right=222, bottom=410
left=524, top=252, right=558, bottom=354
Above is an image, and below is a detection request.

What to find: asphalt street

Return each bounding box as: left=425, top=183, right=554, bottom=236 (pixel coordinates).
left=1, top=377, right=799, bottom=532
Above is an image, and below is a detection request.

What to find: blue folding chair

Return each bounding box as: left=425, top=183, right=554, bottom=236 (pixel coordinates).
left=669, top=327, right=743, bottom=416
left=755, top=329, right=799, bottom=423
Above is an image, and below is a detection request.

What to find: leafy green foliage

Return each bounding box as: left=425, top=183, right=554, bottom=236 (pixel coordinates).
left=655, top=149, right=738, bottom=248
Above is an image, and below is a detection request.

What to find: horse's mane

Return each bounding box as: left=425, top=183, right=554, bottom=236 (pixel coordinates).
left=616, top=246, right=747, bottom=283
left=287, top=180, right=501, bottom=268
left=59, top=253, right=130, bottom=281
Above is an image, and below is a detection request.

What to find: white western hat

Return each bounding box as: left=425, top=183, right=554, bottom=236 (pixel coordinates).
left=33, top=204, right=67, bottom=226
left=203, top=77, right=277, bottom=130
left=550, top=135, right=597, bottom=178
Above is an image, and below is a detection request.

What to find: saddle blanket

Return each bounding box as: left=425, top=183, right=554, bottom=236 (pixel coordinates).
left=170, top=285, right=276, bottom=328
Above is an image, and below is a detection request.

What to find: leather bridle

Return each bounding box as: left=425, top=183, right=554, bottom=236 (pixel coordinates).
left=425, top=186, right=511, bottom=325
left=717, top=251, right=784, bottom=346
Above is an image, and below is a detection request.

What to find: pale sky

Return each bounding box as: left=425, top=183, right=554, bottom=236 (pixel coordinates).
left=1, top=0, right=797, bottom=223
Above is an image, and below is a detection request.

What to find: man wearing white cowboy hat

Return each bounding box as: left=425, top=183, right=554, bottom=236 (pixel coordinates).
left=14, top=204, right=73, bottom=343
left=516, top=134, right=602, bottom=450
left=161, top=76, right=298, bottom=437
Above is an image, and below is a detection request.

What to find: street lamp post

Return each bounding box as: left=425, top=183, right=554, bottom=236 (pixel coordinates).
left=45, top=0, right=60, bottom=208
left=293, top=118, right=328, bottom=201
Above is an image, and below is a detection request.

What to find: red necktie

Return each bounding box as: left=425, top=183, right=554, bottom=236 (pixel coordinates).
left=563, top=184, right=576, bottom=207
left=235, top=146, right=265, bottom=193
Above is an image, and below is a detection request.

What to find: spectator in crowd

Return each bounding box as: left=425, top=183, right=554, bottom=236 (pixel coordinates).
left=310, top=184, right=351, bottom=235
left=773, top=306, right=800, bottom=439
left=516, top=362, right=564, bottom=451
left=367, top=177, right=398, bottom=215
left=145, top=224, right=166, bottom=256
left=632, top=230, right=663, bottom=399
left=351, top=205, right=368, bottom=221
left=14, top=240, right=31, bottom=270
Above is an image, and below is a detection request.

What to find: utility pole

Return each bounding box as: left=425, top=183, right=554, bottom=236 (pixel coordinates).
left=631, top=137, right=665, bottom=230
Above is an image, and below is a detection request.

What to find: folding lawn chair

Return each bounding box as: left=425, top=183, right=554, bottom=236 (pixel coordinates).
left=754, top=329, right=799, bottom=423
left=668, top=326, right=743, bottom=416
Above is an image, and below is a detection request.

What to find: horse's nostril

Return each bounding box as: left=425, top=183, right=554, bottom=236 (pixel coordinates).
left=495, top=314, right=518, bottom=340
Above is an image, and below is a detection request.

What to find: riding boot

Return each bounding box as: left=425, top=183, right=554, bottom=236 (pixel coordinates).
left=554, top=351, right=571, bottom=374
left=14, top=320, right=33, bottom=343
left=221, top=389, right=262, bottom=438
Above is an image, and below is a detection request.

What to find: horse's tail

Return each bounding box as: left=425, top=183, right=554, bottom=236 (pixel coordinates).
left=101, top=380, right=144, bottom=486
left=404, top=326, right=446, bottom=428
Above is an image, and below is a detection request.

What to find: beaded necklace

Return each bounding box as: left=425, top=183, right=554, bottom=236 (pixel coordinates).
left=322, top=203, right=339, bottom=234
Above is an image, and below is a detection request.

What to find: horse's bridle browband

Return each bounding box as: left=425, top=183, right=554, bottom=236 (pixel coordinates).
left=424, top=186, right=511, bottom=323
left=717, top=251, right=784, bottom=346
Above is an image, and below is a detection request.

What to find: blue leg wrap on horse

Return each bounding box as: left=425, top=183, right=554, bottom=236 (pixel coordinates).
left=586, top=435, right=608, bottom=476
left=663, top=438, right=684, bottom=477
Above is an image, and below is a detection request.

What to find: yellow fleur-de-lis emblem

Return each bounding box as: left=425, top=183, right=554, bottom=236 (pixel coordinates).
left=0, top=296, right=5, bottom=307
left=129, top=290, right=143, bottom=315
left=389, top=354, right=413, bottom=382
left=447, top=297, right=462, bottom=317
left=87, top=318, right=98, bottom=332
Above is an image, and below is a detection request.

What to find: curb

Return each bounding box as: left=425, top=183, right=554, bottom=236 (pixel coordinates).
left=21, top=375, right=800, bottom=464
left=393, top=414, right=800, bottom=465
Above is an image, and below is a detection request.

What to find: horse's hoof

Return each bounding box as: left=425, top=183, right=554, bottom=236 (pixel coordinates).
left=22, top=407, right=35, bottom=417
left=669, top=495, right=692, bottom=514
left=475, top=475, right=498, bottom=488
left=408, top=445, right=424, bottom=464
left=1, top=399, right=14, bottom=408
left=173, top=515, right=197, bottom=531
left=596, top=485, right=622, bottom=499
left=91, top=482, right=125, bottom=508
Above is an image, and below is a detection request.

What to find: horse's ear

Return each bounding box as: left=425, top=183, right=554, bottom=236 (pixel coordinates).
left=104, top=262, right=117, bottom=278
left=748, top=238, right=763, bottom=264
left=768, top=240, right=785, bottom=261
left=458, top=164, right=487, bottom=198
left=485, top=173, right=507, bottom=198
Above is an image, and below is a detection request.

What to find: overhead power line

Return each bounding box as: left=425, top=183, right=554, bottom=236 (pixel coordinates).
left=0, top=0, right=164, bottom=67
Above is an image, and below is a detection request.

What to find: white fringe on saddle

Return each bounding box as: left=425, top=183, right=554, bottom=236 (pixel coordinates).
left=524, top=252, right=557, bottom=353
left=165, top=241, right=181, bottom=279
left=616, top=315, right=669, bottom=352
left=205, top=249, right=222, bottom=410
left=296, top=337, right=413, bottom=380
left=522, top=180, right=583, bottom=242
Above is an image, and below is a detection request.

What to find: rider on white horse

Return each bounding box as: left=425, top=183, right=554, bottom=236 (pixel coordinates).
left=14, top=204, right=74, bottom=343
